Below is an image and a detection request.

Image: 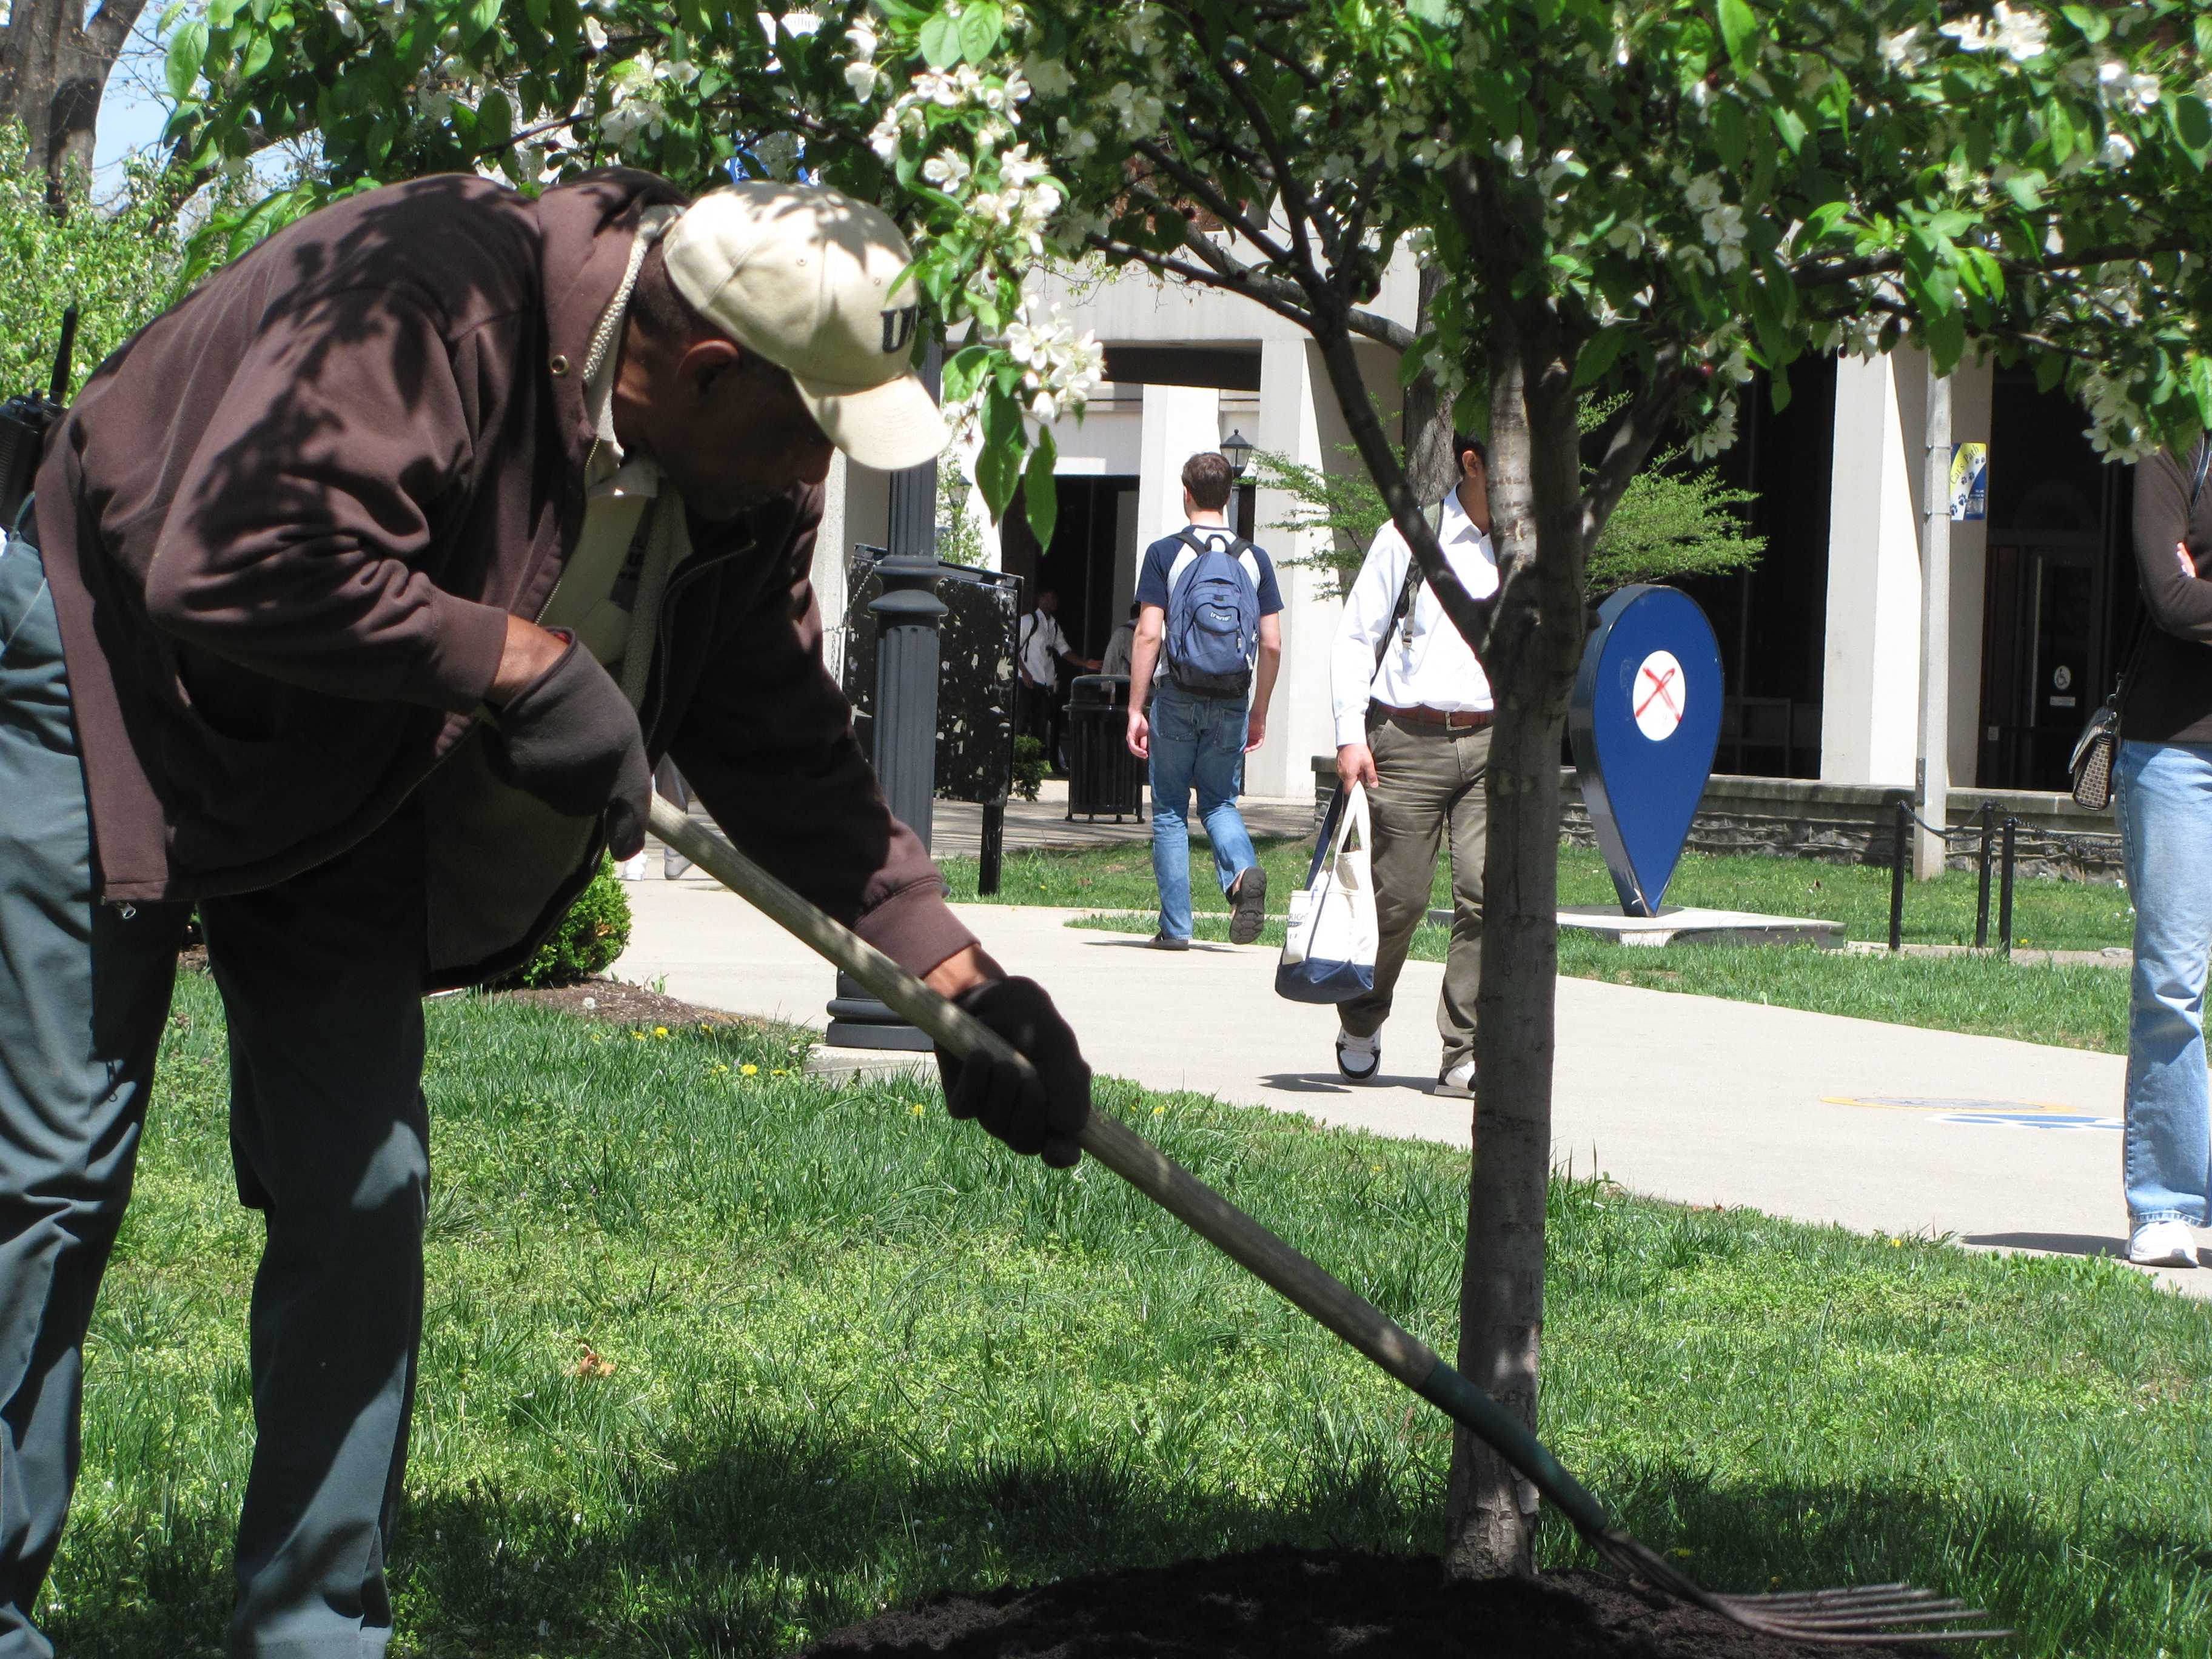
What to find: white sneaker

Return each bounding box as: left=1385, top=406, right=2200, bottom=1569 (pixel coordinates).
left=1434, top=1061, right=1476, bottom=1099
left=2127, top=1219, right=2200, bottom=1267
left=1335, top=1029, right=1381, bottom=1083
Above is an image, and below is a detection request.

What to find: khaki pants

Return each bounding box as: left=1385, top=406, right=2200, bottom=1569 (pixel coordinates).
left=1338, top=709, right=1489, bottom=1071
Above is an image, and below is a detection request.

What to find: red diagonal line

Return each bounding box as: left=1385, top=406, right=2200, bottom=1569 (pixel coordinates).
left=1636, top=666, right=1680, bottom=720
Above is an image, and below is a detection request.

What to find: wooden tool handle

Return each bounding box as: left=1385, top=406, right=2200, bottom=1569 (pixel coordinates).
left=643, top=795, right=1615, bottom=1538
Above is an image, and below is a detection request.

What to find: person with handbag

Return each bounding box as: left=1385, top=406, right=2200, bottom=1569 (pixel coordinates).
left=2115, top=440, right=2212, bottom=1267
left=1325, top=434, right=1498, bottom=1097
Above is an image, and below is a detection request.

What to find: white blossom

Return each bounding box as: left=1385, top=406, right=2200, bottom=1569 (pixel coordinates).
left=845, top=60, right=882, bottom=99
left=846, top=20, right=877, bottom=60
left=1024, top=54, right=1075, bottom=98
left=922, top=151, right=972, bottom=192
left=1938, top=2, right=2046, bottom=61
left=779, top=9, right=822, bottom=38
left=1879, top=27, right=1925, bottom=70
left=1686, top=399, right=1738, bottom=461
left=2099, top=129, right=2136, bottom=167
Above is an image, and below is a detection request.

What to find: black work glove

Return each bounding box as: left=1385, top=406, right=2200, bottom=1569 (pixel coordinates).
left=937, top=976, right=1091, bottom=1168
left=486, top=634, right=653, bottom=859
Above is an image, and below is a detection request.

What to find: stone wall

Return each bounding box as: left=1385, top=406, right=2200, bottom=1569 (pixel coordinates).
left=1310, top=762, right=2123, bottom=883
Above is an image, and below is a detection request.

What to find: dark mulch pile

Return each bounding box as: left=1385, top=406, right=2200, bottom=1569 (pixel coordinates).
left=795, top=1547, right=1917, bottom=1658
left=489, top=976, right=760, bottom=1031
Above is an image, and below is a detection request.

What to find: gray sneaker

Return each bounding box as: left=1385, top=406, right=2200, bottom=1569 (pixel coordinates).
left=1149, top=932, right=1192, bottom=951
left=1228, top=865, right=1269, bottom=945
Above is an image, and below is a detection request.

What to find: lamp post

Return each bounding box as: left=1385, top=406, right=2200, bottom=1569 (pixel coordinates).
left=1220, top=427, right=1253, bottom=478
left=826, top=342, right=945, bottom=1051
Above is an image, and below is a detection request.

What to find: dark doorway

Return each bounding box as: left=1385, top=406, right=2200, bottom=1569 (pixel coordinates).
left=1976, top=374, right=2135, bottom=789
left=1028, top=474, right=1137, bottom=662
left=1675, top=355, right=1838, bottom=777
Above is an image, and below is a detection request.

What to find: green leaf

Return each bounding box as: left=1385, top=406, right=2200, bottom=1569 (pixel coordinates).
left=2002, top=169, right=2045, bottom=210
left=957, top=1, right=1004, bottom=64
left=1712, top=96, right=1748, bottom=170
left=207, top=0, right=243, bottom=28
left=1923, top=301, right=1966, bottom=375
left=2191, top=356, right=2212, bottom=431
left=240, top=30, right=273, bottom=78
left=1571, top=328, right=1626, bottom=390
left=465, top=0, right=500, bottom=44
left=942, top=345, right=991, bottom=404
left=2175, top=96, right=2212, bottom=161
left=976, top=440, right=1020, bottom=519
left=1769, top=104, right=1807, bottom=155
left=166, top=19, right=209, bottom=100
left=1024, top=428, right=1059, bottom=543
left=1407, top=0, right=1449, bottom=22
left=476, top=87, right=513, bottom=152
left=2059, top=4, right=2108, bottom=43
left=1715, top=0, right=1757, bottom=71
left=919, top=10, right=962, bottom=69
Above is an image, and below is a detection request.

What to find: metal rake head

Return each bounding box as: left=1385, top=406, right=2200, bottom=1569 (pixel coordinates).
left=1593, top=1530, right=2011, bottom=1647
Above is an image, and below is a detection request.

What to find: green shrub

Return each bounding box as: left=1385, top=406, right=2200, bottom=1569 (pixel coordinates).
left=505, top=857, right=632, bottom=987
left=1011, top=735, right=1045, bottom=802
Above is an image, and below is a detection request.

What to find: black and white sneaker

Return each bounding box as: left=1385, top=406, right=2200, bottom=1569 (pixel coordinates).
left=1433, top=1060, right=1476, bottom=1099
left=1335, top=1028, right=1381, bottom=1082
left=1228, top=866, right=1269, bottom=945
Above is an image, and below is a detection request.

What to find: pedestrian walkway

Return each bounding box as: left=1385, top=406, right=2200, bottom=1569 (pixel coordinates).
left=612, top=884, right=2202, bottom=1298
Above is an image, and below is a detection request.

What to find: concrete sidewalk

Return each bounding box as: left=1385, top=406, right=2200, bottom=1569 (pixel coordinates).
left=613, top=882, right=2207, bottom=1298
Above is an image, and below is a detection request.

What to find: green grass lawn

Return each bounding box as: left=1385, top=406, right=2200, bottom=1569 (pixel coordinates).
left=942, top=837, right=2138, bottom=952
left=55, top=976, right=2212, bottom=1656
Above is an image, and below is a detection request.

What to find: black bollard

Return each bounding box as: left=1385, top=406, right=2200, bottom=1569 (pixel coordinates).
left=1975, top=801, right=1994, bottom=949
left=979, top=799, right=1005, bottom=896
left=1998, top=817, right=2017, bottom=959
left=1888, top=797, right=1908, bottom=953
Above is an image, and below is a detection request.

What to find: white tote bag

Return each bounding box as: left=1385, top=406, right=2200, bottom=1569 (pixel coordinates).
left=1275, top=785, right=1379, bottom=1004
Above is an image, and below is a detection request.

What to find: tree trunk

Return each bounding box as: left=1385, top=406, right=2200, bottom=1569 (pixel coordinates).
left=1442, top=316, right=1590, bottom=1581
left=0, top=0, right=148, bottom=207
left=1401, top=263, right=1457, bottom=503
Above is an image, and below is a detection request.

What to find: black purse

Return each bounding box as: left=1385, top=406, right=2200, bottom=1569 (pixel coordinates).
left=2071, top=442, right=2212, bottom=810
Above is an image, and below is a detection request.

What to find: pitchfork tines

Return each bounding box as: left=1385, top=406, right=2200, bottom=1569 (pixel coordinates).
left=1594, top=1530, right=2008, bottom=1646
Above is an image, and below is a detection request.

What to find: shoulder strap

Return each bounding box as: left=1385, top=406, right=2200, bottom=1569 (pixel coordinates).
left=1371, top=501, right=1447, bottom=674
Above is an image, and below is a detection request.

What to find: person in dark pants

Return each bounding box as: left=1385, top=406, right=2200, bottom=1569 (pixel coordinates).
left=0, top=171, right=1091, bottom=1657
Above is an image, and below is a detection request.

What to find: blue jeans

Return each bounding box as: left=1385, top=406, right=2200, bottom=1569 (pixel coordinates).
left=1146, top=685, right=1258, bottom=940
left=2119, top=739, right=2212, bottom=1227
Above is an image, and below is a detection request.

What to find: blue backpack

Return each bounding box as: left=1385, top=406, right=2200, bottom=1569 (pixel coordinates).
left=1164, top=529, right=1261, bottom=699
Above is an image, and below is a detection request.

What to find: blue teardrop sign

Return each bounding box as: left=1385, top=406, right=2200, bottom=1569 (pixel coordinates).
left=1567, top=585, right=1723, bottom=917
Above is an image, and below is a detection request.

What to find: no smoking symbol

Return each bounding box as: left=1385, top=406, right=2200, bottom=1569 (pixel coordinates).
left=1632, top=650, right=1686, bottom=742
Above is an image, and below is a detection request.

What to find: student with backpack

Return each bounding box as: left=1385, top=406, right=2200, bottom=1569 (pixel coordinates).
left=1125, top=451, right=1284, bottom=949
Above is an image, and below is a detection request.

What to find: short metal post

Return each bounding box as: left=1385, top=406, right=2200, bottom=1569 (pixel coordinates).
left=978, top=799, right=1005, bottom=897
left=1974, top=801, right=1994, bottom=949
left=1889, top=797, right=1908, bottom=953
left=827, top=552, right=946, bottom=1050
left=1998, top=817, right=2017, bottom=959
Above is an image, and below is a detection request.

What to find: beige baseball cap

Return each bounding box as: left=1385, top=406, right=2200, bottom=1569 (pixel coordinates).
left=662, top=181, right=946, bottom=472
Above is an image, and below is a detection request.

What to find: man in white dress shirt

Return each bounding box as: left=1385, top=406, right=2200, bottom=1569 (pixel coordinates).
left=1327, top=434, right=1500, bottom=1096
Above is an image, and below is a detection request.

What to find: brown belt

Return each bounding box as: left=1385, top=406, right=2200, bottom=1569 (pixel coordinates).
left=1372, top=702, right=1492, bottom=732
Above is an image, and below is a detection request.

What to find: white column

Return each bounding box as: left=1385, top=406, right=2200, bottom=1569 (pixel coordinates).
left=1245, top=339, right=1346, bottom=799
left=1914, top=367, right=1952, bottom=879
left=1134, top=384, right=1224, bottom=550
left=1943, top=358, right=1993, bottom=788
left=1820, top=352, right=1927, bottom=786
left=813, top=451, right=851, bottom=682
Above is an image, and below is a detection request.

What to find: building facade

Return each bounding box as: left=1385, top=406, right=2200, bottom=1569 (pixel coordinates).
left=817, top=259, right=2142, bottom=805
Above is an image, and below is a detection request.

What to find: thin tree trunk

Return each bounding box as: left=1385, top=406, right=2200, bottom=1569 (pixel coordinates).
left=0, top=0, right=149, bottom=207
left=1402, top=263, right=1457, bottom=503
left=1443, top=317, right=1590, bottom=1582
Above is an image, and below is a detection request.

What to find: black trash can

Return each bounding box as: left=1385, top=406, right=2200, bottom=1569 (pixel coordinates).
left=1065, top=675, right=1145, bottom=822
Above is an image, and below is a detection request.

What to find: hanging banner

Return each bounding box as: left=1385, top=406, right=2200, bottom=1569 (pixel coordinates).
left=1949, top=442, right=1988, bottom=521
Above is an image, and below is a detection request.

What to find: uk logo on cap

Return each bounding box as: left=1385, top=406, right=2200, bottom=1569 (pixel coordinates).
left=880, top=304, right=919, bottom=355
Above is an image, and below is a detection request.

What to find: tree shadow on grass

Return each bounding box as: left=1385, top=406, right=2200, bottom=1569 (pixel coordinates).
left=44, top=1423, right=2208, bottom=1658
